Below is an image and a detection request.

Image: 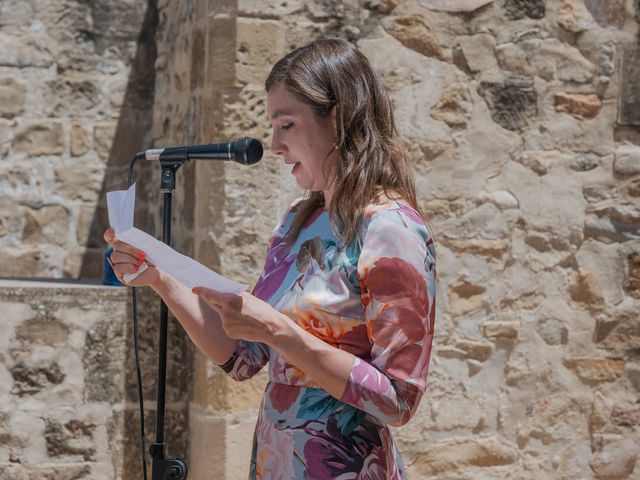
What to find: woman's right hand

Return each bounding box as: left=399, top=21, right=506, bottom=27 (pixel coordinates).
left=103, top=227, right=160, bottom=288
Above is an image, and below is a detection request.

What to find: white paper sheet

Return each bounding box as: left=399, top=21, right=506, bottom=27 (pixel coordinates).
left=106, top=183, right=248, bottom=294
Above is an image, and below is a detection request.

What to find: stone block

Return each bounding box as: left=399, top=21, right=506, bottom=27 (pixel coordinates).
left=190, top=26, right=206, bottom=91
left=613, top=144, right=640, bottom=178
left=504, top=0, right=546, bottom=19
left=430, top=82, right=472, bottom=128
left=10, top=361, right=65, bottom=396
left=238, top=0, right=304, bottom=17
left=496, top=38, right=595, bottom=83
left=44, top=418, right=96, bottom=461
left=568, top=268, right=605, bottom=310
left=583, top=0, right=625, bottom=27
left=563, top=357, right=624, bottom=384
left=554, top=92, right=602, bottom=120
left=482, top=321, right=519, bottom=339
left=54, top=160, right=102, bottom=203
left=70, top=123, right=90, bottom=157
left=619, top=48, right=640, bottom=126
left=93, top=123, right=116, bottom=163
left=0, top=77, right=26, bottom=119
left=236, top=18, right=285, bottom=86
left=447, top=280, right=485, bottom=317
left=12, top=120, right=64, bottom=156
left=584, top=204, right=640, bottom=243
left=207, top=16, right=236, bottom=88
left=557, top=0, right=597, bottom=33
left=418, top=0, right=494, bottom=13
left=594, top=308, right=640, bottom=350
left=0, top=247, right=41, bottom=277
left=409, top=436, right=517, bottom=477
left=478, top=78, right=537, bottom=131
left=0, top=32, right=53, bottom=68
left=385, top=15, right=443, bottom=59
left=456, top=33, right=498, bottom=74
left=44, top=76, right=101, bottom=117
left=21, top=205, right=69, bottom=247
left=628, top=252, right=640, bottom=299
left=536, top=317, right=568, bottom=345
left=590, top=436, right=638, bottom=478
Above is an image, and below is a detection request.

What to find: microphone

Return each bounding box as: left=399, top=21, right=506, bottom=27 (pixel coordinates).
left=135, top=137, right=263, bottom=165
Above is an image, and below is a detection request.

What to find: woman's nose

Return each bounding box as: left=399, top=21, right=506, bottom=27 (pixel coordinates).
left=271, top=133, right=285, bottom=155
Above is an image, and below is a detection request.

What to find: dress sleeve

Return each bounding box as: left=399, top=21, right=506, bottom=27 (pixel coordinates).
left=217, top=199, right=302, bottom=381
left=339, top=207, right=436, bottom=426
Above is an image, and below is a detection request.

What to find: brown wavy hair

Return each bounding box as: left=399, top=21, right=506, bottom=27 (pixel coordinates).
left=265, top=38, right=423, bottom=246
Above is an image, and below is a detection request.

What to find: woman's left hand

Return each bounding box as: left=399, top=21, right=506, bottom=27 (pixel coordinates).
left=192, top=287, right=286, bottom=343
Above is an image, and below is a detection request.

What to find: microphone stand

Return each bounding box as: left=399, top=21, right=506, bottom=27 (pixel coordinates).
left=149, top=155, right=188, bottom=480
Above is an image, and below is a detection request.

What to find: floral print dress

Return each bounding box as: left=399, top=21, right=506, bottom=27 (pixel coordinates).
left=220, top=199, right=436, bottom=480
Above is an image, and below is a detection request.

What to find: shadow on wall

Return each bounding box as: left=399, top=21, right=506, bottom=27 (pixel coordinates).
left=79, top=0, right=160, bottom=279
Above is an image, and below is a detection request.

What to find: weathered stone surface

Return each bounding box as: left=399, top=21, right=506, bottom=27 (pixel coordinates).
left=536, top=317, right=568, bottom=345
left=456, top=33, right=499, bottom=75
left=417, top=0, right=494, bottom=13
left=583, top=185, right=619, bottom=203
left=482, top=321, right=519, bottom=339
left=585, top=204, right=640, bottom=243
left=44, top=419, right=96, bottom=461
left=554, top=93, right=602, bottom=120
left=0, top=248, right=41, bottom=277
left=70, top=123, right=90, bottom=157
left=0, top=32, right=53, bottom=67
left=0, top=77, right=26, bottom=119
left=385, top=16, right=443, bottom=59
left=455, top=339, right=494, bottom=361
left=21, top=205, right=69, bottom=247
left=628, top=179, right=640, bottom=197
left=570, top=152, right=600, bottom=171
left=595, top=308, right=640, bottom=350
left=619, top=49, right=640, bottom=126
left=613, top=144, right=640, bottom=178
left=516, top=150, right=570, bottom=175
left=583, top=0, right=625, bottom=27
left=44, top=76, right=101, bottom=117
left=628, top=252, right=640, bottom=299
left=448, top=280, right=486, bottom=317
left=443, top=238, right=510, bottom=257
left=237, top=18, right=284, bottom=86
left=568, top=268, right=604, bottom=310
left=12, top=120, right=64, bottom=156
left=557, top=0, right=596, bottom=32
left=410, top=436, right=517, bottom=476
left=478, top=78, right=537, bottom=131
left=497, top=37, right=595, bottom=83
left=430, top=82, right=472, bottom=128
left=93, top=123, right=116, bottom=162
left=590, top=436, right=638, bottom=479
left=10, top=361, right=65, bottom=396
left=564, top=357, right=625, bottom=384
left=504, top=0, right=546, bottom=19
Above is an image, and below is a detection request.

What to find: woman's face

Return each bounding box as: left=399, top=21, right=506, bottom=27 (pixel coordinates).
left=267, top=84, right=339, bottom=193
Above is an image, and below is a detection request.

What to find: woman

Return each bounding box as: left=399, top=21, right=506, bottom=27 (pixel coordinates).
left=105, top=38, right=436, bottom=479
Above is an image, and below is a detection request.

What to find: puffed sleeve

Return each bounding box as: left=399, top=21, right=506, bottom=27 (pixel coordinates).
left=339, top=205, right=436, bottom=426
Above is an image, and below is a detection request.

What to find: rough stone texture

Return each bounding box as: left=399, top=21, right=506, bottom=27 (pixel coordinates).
left=0, top=280, right=188, bottom=479
left=2, top=0, right=640, bottom=479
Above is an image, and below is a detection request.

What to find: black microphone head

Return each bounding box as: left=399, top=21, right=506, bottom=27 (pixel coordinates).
left=232, top=137, right=263, bottom=165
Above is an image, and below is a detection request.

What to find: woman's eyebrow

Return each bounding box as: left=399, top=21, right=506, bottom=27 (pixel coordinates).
left=270, top=109, right=295, bottom=120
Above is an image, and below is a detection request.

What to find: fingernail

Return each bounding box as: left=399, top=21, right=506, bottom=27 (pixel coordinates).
left=138, top=251, right=146, bottom=260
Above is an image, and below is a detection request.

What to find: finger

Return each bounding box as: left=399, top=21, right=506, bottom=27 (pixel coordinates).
left=192, top=287, right=231, bottom=308
left=104, top=227, right=116, bottom=245
left=113, top=241, right=147, bottom=262
left=111, top=250, right=144, bottom=266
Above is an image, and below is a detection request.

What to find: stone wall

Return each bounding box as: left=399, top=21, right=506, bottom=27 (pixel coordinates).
left=0, top=0, right=158, bottom=280
left=148, top=0, right=640, bottom=478
left=0, top=279, right=190, bottom=479
left=1, top=0, right=639, bottom=479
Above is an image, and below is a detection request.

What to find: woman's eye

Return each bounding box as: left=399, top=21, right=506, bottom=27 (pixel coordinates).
left=282, top=122, right=294, bottom=131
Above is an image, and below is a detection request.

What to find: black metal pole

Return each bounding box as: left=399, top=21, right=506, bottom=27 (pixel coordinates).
left=150, top=163, right=187, bottom=480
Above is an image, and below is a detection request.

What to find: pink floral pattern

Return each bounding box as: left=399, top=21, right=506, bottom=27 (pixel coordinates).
left=220, top=200, right=436, bottom=479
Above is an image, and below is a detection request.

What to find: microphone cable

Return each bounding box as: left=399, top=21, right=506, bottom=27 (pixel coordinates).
left=127, top=156, right=149, bottom=480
